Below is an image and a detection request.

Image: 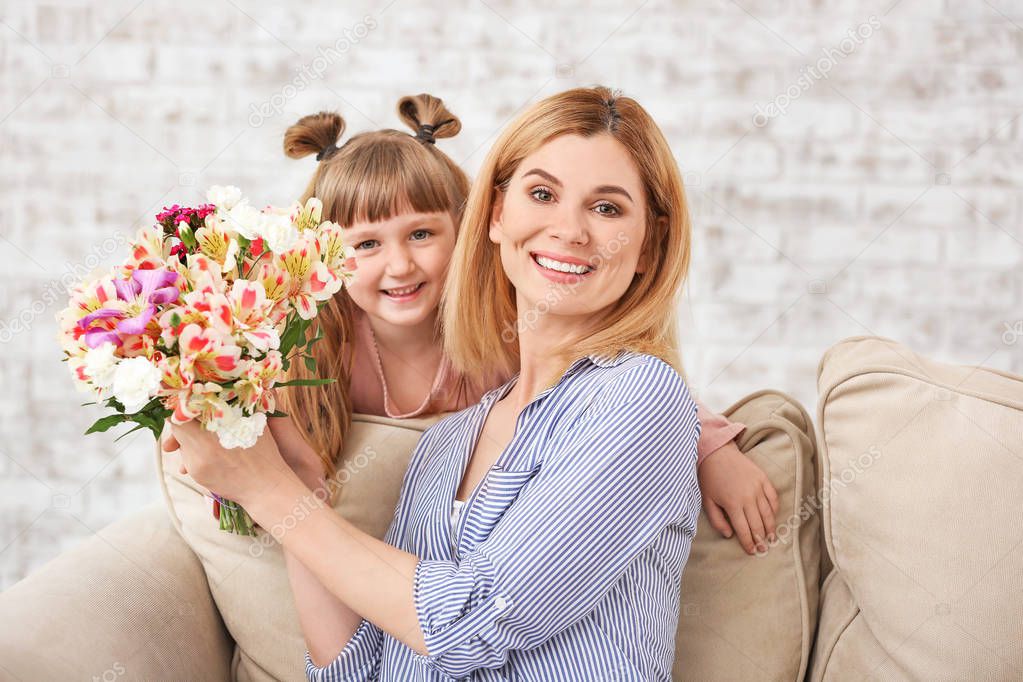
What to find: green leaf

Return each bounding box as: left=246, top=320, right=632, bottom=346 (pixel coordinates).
left=303, top=355, right=317, bottom=372
left=85, top=414, right=127, bottom=435
left=267, top=410, right=289, bottom=418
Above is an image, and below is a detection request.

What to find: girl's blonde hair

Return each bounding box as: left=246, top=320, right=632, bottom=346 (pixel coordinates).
left=442, top=86, right=692, bottom=387
left=279, top=94, right=469, bottom=481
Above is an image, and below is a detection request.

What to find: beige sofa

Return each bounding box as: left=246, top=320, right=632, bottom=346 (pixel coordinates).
left=1, top=335, right=1020, bottom=681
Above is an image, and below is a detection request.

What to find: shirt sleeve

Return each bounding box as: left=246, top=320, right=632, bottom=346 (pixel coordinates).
left=694, top=399, right=746, bottom=466
left=305, top=425, right=440, bottom=682
left=409, top=358, right=703, bottom=679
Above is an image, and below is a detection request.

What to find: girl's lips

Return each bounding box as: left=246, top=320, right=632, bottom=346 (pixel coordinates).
left=530, top=253, right=594, bottom=284
left=380, top=281, right=426, bottom=302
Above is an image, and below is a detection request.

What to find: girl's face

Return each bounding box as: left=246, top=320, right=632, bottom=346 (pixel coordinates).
left=489, top=133, right=649, bottom=326
left=343, top=210, right=456, bottom=328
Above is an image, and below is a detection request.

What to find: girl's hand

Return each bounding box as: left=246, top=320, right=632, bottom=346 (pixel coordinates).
left=163, top=419, right=291, bottom=508
left=697, top=442, right=780, bottom=555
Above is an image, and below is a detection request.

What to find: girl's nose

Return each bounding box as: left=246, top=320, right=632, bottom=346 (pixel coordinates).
left=384, top=245, right=417, bottom=277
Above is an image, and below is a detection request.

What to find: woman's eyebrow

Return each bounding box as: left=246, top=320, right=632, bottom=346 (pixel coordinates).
left=522, top=168, right=562, bottom=186
left=523, top=168, right=634, bottom=203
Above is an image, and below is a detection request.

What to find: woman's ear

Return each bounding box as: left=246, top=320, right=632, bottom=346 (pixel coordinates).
left=488, top=189, right=505, bottom=245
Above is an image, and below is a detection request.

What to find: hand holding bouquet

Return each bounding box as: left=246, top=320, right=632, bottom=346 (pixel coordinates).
left=56, top=186, right=356, bottom=534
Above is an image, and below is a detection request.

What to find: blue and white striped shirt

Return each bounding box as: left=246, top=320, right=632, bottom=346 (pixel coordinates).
left=307, top=351, right=702, bottom=681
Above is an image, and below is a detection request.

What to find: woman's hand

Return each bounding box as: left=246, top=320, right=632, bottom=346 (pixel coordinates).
left=162, top=419, right=292, bottom=508
left=697, top=442, right=780, bottom=555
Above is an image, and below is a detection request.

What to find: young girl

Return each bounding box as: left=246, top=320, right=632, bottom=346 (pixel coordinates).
left=167, top=91, right=777, bottom=675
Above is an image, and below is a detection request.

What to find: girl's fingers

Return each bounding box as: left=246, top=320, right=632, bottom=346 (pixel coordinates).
left=763, top=478, right=780, bottom=514
left=757, top=494, right=777, bottom=542
left=726, top=506, right=756, bottom=554
left=744, top=503, right=768, bottom=554
left=704, top=500, right=733, bottom=538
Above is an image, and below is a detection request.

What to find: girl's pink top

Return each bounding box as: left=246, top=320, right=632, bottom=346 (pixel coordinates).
left=349, top=310, right=745, bottom=465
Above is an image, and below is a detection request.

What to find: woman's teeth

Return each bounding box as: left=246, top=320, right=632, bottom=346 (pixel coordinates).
left=383, top=282, right=424, bottom=296
left=533, top=255, right=593, bottom=274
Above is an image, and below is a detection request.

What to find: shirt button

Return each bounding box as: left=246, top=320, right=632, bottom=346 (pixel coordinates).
left=493, top=596, right=508, bottom=611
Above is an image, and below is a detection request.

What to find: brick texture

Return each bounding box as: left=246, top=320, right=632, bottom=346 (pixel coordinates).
left=0, top=0, right=1020, bottom=588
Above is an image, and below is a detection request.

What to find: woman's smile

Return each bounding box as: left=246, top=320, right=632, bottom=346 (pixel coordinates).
left=529, top=251, right=596, bottom=284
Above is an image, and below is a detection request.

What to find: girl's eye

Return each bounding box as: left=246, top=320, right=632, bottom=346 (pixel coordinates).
left=410, top=229, right=432, bottom=241
left=529, top=186, right=555, bottom=203
left=594, top=201, right=621, bottom=216
left=355, top=239, right=379, bottom=250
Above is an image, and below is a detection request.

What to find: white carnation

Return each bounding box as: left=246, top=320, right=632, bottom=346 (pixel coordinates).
left=209, top=405, right=267, bottom=449
left=111, top=356, right=162, bottom=413
left=258, top=212, right=300, bottom=253
left=83, top=342, right=119, bottom=391
left=207, top=185, right=244, bottom=211
left=226, top=202, right=263, bottom=241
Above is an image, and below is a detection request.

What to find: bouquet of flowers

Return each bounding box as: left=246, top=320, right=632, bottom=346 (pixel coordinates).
left=56, top=186, right=356, bottom=534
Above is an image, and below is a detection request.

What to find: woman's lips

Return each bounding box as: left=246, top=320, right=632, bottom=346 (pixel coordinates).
left=530, top=253, right=595, bottom=284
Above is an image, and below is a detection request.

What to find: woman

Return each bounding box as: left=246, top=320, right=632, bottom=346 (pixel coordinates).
left=169, top=86, right=720, bottom=680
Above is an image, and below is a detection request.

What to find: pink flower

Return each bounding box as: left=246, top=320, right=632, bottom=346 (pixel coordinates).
left=77, top=268, right=180, bottom=348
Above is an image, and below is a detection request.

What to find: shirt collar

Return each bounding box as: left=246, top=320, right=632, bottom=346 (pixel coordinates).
left=480, top=349, right=636, bottom=405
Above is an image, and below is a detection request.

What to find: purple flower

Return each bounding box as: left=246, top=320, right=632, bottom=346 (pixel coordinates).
left=78, top=269, right=180, bottom=348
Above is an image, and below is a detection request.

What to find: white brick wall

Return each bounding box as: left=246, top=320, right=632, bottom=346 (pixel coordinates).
left=1, top=0, right=1020, bottom=588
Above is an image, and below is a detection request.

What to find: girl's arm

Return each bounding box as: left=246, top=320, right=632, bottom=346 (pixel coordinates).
left=692, top=401, right=780, bottom=554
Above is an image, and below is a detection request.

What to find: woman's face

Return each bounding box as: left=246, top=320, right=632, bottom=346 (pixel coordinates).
left=343, top=210, right=456, bottom=328
left=489, top=133, right=649, bottom=326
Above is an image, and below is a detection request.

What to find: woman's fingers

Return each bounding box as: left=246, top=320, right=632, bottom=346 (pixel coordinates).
left=179, top=462, right=188, bottom=475
left=162, top=432, right=180, bottom=452
left=704, top=500, right=733, bottom=538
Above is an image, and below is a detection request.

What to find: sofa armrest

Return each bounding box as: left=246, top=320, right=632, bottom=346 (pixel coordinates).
left=0, top=503, right=234, bottom=681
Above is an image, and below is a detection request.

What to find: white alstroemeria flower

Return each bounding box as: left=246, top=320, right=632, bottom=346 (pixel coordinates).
left=111, top=356, right=162, bottom=413
left=207, top=185, right=244, bottom=211
left=208, top=405, right=267, bottom=449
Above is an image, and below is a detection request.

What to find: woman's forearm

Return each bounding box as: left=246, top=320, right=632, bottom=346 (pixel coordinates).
left=283, top=543, right=364, bottom=666
left=280, top=470, right=364, bottom=666
left=247, top=469, right=428, bottom=655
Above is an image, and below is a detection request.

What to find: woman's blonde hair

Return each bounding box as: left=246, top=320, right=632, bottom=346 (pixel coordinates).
left=442, top=86, right=692, bottom=387
left=279, top=94, right=469, bottom=481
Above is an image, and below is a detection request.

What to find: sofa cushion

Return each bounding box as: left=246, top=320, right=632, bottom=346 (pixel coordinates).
left=673, top=389, right=821, bottom=681
left=809, top=335, right=1023, bottom=680
left=157, top=412, right=448, bottom=682
left=0, top=503, right=233, bottom=681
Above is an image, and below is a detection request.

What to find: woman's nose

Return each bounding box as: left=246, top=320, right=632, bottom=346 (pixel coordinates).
left=549, top=207, right=590, bottom=246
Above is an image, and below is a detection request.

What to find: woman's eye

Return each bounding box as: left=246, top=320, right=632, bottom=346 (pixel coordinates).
left=529, top=186, right=555, bottom=203
left=594, top=201, right=621, bottom=216
left=410, top=229, right=432, bottom=241
left=355, top=239, right=379, bottom=250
